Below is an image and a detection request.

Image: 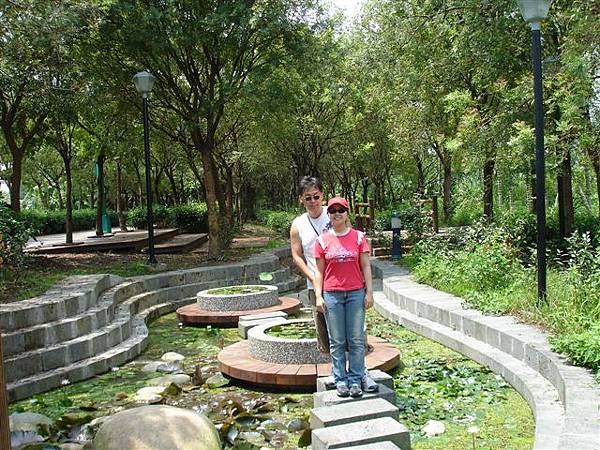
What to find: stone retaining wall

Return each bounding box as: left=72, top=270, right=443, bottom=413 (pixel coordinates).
left=1, top=248, right=302, bottom=401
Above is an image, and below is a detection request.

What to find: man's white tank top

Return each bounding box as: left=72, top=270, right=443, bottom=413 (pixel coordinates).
left=292, top=208, right=330, bottom=289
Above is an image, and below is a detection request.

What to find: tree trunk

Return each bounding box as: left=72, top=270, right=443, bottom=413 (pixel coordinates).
left=225, top=165, right=234, bottom=227
left=557, top=148, right=574, bottom=238
left=116, top=162, right=128, bottom=231
left=96, top=154, right=105, bottom=236
left=9, top=150, right=23, bottom=213
left=442, top=159, right=452, bottom=222
left=483, top=156, right=495, bottom=221
left=64, top=161, right=73, bottom=244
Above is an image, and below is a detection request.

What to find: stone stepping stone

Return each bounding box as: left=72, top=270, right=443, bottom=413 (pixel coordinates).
left=239, top=311, right=289, bottom=321
left=317, top=370, right=394, bottom=392
left=238, top=314, right=289, bottom=339
left=310, top=398, right=399, bottom=429
left=311, top=417, right=410, bottom=450
left=313, top=384, right=396, bottom=408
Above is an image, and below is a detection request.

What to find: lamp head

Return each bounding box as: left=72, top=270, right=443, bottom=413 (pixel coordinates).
left=516, top=0, right=552, bottom=30
left=133, top=71, right=155, bottom=97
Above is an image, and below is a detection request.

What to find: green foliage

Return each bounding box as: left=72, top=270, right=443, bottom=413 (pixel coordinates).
left=0, top=206, right=34, bottom=277
left=20, top=209, right=118, bottom=235
left=170, top=203, right=209, bottom=233
left=374, top=204, right=433, bottom=242
left=126, top=205, right=173, bottom=230
left=411, top=223, right=600, bottom=376
left=551, top=324, right=600, bottom=379
left=256, top=209, right=297, bottom=237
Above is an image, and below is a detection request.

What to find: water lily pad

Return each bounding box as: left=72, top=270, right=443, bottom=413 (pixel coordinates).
left=259, top=272, right=273, bottom=282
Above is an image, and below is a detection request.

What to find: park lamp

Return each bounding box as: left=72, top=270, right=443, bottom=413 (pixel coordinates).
left=516, top=0, right=552, bottom=303
left=391, top=211, right=402, bottom=261
left=133, top=70, right=158, bottom=266
left=133, top=71, right=155, bottom=97
left=516, top=0, right=552, bottom=29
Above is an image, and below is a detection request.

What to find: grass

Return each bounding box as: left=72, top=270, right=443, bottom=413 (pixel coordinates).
left=10, top=310, right=534, bottom=449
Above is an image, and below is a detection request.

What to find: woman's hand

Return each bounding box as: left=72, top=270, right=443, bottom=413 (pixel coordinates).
left=315, top=295, right=326, bottom=313
left=364, top=291, right=374, bottom=309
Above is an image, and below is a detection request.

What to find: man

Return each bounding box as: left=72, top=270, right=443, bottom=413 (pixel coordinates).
left=290, top=176, right=378, bottom=392
left=290, top=176, right=331, bottom=354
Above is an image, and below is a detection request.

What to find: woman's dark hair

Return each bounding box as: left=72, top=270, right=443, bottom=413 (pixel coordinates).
left=297, top=176, right=323, bottom=196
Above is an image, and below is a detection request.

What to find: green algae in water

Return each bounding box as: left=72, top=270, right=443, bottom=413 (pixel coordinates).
left=207, top=286, right=267, bottom=295
left=9, top=310, right=534, bottom=449
left=267, top=322, right=317, bottom=340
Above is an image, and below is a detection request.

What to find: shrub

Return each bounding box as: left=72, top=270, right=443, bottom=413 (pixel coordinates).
left=0, top=206, right=34, bottom=277
left=127, top=205, right=172, bottom=229
left=171, top=203, right=208, bottom=233
left=374, top=205, right=433, bottom=242
left=551, top=324, right=600, bottom=376
left=20, top=209, right=118, bottom=235
left=257, top=209, right=297, bottom=236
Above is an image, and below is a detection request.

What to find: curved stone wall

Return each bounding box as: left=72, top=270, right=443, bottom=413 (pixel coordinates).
left=248, top=319, right=330, bottom=365
left=196, top=285, right=279, bottom=311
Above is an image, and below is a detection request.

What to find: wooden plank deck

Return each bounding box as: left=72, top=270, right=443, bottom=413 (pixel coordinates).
left=27, top=228, right=180, bottom=254
left=218, top=337, right=400, bottom=389
left=176, top=296, right=302, bottom=327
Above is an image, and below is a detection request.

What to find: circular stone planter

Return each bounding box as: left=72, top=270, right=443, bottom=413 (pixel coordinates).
left=248, top=319, right=330, bottom=365
left=196, top=285, right=278, bottom=312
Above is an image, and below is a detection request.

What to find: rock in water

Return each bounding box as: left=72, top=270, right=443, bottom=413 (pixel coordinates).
left=205, top=373, right=229, bottom=388
left=161, top=352, right=185, bottom=362
left=92, top=405, right=221, bottom=450
left=422, top=419, right=446, bottom=437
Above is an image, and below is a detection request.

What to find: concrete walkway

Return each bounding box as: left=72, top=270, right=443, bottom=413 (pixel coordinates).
left=371, top=259, right=600, bottom=450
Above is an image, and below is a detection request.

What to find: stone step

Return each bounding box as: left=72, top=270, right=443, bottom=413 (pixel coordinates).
left=310, top=397, right=399, bottom=429
left=238, top=311, right=289, bottom=339
left=6, top=316, right=149, bottom=403
left=337, top=442, right=401, bottom=450
left=2, top=290, right=120, bottom=357
left=317, top=370, right=394, bottom=392
left=313, top=384, right=396, bottom=408
left=0, top=274, right=120, bottom=332
left=4, top=311, right=133, bottom=383
left=311, top=417, right=410, bottom=450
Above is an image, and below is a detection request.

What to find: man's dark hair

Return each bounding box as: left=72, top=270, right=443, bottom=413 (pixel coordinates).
left=297, top=176, right=323, bottom=196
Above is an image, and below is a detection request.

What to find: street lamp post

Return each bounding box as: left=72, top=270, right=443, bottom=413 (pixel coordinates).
left=133, top=70, right=158, bottom=266
left=391, top=211, right=402, bottom=260
left=516, top=0, right=552, bottom=303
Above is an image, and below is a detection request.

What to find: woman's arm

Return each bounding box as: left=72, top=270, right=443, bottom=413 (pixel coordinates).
left=314, top=257, right=326, bottom=312
left=360, top=252, right=374, bottom=309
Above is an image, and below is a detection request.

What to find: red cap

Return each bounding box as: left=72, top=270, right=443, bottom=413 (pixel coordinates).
left=327, top=196, right=349, bottom=210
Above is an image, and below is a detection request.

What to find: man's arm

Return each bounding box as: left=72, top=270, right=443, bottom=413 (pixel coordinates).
left=290, top=222, right=315, bottom=284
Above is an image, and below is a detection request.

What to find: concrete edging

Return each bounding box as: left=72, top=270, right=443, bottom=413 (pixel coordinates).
left=371, top=259, right=600, bottom=450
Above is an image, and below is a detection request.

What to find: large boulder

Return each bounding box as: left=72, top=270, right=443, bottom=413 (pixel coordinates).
left=92, top=405, right=220, bottom=450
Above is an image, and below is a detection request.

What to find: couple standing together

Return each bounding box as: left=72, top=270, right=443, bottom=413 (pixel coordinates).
left=290, top=176, right=378, bottom=398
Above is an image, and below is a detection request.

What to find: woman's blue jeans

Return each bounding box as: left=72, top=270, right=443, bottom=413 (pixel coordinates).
left=323, top=288, right=366, bottom=386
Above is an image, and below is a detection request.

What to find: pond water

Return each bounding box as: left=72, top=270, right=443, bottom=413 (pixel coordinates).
left=9, top=306, right=534, bottom=449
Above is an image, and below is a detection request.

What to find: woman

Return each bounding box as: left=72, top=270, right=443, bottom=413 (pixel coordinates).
left=314, top=196, right=374, bottom=398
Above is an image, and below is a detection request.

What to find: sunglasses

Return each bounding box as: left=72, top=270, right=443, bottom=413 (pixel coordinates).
left=328, top=207, right=348, bottom=214
left=303, top=194, right=322, bottom=202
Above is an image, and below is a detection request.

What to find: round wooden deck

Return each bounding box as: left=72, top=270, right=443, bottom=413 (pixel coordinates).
left=176, top=296, right=302, bottom=326
left=218, top=336, right=400, bottom=389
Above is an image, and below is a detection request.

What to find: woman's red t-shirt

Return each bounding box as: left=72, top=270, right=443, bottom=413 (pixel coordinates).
left=314, top=228, right=370, bottom=291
